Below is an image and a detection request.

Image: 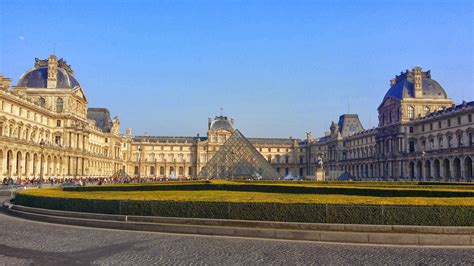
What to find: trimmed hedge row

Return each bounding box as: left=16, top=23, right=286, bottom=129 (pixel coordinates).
left=14, top=194, right=474, bottom=226
left=63, top=183, right=474, bottom=197
left=418, top=182, right=474, bottom=186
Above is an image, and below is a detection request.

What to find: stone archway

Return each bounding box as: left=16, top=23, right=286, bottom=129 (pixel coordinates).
left=416, top=160, right=422, bottom=180
left=424, top=160, right=431, bottom=180
left=16, top=151, right=22, bottom=178
left=0, top=149, right=3, bottom=180
left=6, top=150, right=13, bottom=178
left=33, top=154, right=38, bottom=176
left=150, top=166, right=155, bottom=176
left=464, top=157, right=472, bottom=179
left=453, top=158, right=461, bottom=179
left=25, top=153, right=30, bottom=176
left=409, top=161, right=415, bottom=179
left=160, top=166, right=164, bottom=176
left=442, top=159, right=451, bottom=180
left=433, top=159, right=440, bottom=179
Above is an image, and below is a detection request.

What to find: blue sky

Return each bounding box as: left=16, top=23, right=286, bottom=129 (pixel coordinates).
left=1, top=0, right=473, bottom=138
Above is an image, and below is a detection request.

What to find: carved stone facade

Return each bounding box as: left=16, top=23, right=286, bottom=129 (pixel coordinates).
left=0, top=58, right=472, bottom=181
left=307, top=67, right=474, bottom=180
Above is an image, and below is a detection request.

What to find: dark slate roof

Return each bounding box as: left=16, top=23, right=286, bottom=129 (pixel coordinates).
left=316, top=135, right=331, bottom=143
left=248, top=138, right=298, bottom=145
left=418, top=101, right=474, bottom=120
left=87, top=108, right=112, bottom=132
left=133, top=136, right=199, bottom=143
left=210, top=116, right=234, bottom=131
left=17, top=67, right=80, bottom=89
left=337, top=114, right=364, bottom=137
left=383, top=70, right=447, bottom=101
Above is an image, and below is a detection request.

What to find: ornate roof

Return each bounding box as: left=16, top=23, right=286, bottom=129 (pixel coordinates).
left=209, top=116, right=235, bottom=131
left=382, top=67, right=447, bottom=101
left=17, top=57, right=80, bottom=89
left=87, top=108, right=112, bottom=132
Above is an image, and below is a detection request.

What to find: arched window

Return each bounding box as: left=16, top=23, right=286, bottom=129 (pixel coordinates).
left=160, top=166, right=165, bottom=175
left=38, top=97, right=46, bottom=107
left=56, top=98, right=63, bottom=113
left=150, top=166, right=155, bottom=175
left=408, top=106, right=415, bottom=120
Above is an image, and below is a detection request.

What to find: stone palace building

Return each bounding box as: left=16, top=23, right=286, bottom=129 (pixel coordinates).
left=0, top=55, right=473, bottom=181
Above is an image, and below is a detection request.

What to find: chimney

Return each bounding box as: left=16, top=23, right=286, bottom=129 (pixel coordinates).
left=3, top=77, right=11, bottom=91
left=413, top=66, right=422, bottom=98
left=47, top=55, right=58, bottom=88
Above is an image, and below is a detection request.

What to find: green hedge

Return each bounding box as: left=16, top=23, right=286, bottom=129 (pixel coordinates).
left=14, top=194, right=474, bottom=226
left=63, top=183, right=474, bottom=198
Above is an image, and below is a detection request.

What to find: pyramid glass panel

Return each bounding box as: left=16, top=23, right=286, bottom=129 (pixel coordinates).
left=198, top=130, right=279, bottom=180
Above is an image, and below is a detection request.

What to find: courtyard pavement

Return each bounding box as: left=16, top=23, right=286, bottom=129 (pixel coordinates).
left=1, top=196, right=473, bottom=265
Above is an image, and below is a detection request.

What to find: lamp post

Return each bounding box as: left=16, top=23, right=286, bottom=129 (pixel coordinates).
left=164, top=159, right=167, bottom=179
left=138, top=146, right=143, bottom=183
left=173, top=159, right=177, bottom=180
left=39, top=139, right=45, bottom=188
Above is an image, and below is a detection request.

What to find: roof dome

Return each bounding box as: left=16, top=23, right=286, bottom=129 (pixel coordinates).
left=383, top=67, right=447, bottom=101
left=17, top=56, right=80, bottom=89
left=210, top=116, right=235, bottom=131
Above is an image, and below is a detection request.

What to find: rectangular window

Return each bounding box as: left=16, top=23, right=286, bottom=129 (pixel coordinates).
left=57, top=120, right=61, bottom=127
left=469, top=114, right=472, bottom=123
left=438, top=121, right=442, bottom=129
left=409, top=141, right=415, bottom=153
left=409, top=127, right=414, bottom=133
left=447, top=119, right=451, bottom=127
left=422, top=125, right=425, bottom=132
left=457, top=117, right=461, bottom=125
left=430, top=123, right=433, bottom=130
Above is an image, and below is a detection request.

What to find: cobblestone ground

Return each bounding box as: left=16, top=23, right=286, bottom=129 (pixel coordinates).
left=0, top=213, right=473, bottom=265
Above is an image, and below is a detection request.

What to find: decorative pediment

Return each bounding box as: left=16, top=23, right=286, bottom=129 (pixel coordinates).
left=378, top=96, right=400, bottom=110
left=72, top=87, right=88, bottom=102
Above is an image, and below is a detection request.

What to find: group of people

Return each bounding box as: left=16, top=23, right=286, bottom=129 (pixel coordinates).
left=1, top=176, right=192, bottom=188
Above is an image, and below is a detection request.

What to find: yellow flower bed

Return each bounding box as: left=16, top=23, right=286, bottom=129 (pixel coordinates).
left=18, top=187, right=474, bottom=206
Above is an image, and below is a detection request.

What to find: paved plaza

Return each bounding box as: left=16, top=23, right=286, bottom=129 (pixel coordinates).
left=0, top=204, right=472, bottom=264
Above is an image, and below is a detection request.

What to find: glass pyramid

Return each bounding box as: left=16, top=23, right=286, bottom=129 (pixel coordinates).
left=198, top=130, right=279, bottom=180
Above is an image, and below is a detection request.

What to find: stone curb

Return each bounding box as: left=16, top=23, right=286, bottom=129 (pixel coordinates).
left=8, top=203, right=474, bottom=235
left=3, top=203, right=474, bottom=246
